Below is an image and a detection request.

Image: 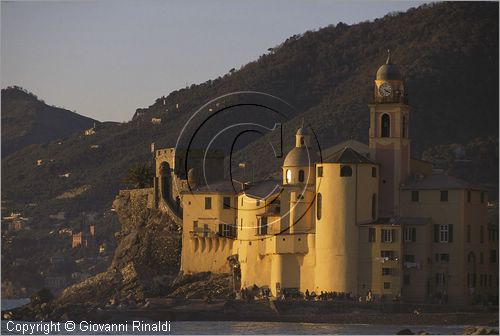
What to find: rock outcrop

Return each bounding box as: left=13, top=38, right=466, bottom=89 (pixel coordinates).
left=58, top=189, right=182, bottom=306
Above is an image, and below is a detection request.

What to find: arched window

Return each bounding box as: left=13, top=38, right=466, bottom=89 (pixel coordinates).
left=381, top=114, right=390, bottom=138
left=300, top=137, right=305, bottom=146
left=316, top=193, right=322, bottom=220
left=372, top=194, right=377, bottom=220
left=402, top=116, right=407, bottom=138
left=298, top=169, right=305, bottom=182
left=340, top=165, right=352, bottom=177
left=286, top=169, right=292, bottom=184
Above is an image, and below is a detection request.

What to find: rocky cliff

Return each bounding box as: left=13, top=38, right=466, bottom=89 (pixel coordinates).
left=57, top=189, right=182, bottom=307
left=3, top=189, right=237, bottom=322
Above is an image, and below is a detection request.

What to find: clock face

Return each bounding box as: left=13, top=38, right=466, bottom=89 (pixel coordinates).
left=379, top=82, right=392, bottom=97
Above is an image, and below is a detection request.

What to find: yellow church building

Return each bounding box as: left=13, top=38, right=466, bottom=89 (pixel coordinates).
left=154, top=54, right=498, bottom=304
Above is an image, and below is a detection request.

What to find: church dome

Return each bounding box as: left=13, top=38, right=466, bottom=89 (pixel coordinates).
left=283, top=147, right=319, bottom=167
left=283, top=127, right=318, bottom=167
left=376, top=50, right=402, bottom=81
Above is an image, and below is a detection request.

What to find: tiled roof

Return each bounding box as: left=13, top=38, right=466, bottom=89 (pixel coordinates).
left=186, top=180, right=243, bottom=194
left=322, top=147, right=375, bottom=164
left=373, top=217, right=432, bottom=226
left=403, top=172, right=484, bottom=190
left=243, top=179, right=282, bottom=199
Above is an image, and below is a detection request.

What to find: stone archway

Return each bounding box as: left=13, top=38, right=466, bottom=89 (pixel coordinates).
left=159, top=161, right=172, bottom=201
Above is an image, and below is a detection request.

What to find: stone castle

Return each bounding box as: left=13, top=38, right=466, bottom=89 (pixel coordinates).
left=149, top=54, right=498, bottom=304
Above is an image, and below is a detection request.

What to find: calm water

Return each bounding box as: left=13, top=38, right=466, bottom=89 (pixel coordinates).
left=0, top=299, right=473, bottom=335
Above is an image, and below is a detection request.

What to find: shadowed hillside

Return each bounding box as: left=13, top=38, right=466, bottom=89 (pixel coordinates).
left=1, top=87, right=97, bottom=157
left=1, top=2, right=498, bottom=225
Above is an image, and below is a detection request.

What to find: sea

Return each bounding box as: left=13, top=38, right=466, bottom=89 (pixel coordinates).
left=0, top=299, right=474, bottom=335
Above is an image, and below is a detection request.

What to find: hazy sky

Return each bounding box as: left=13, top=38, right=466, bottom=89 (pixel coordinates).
left=1, top=0, right=427, bottom=122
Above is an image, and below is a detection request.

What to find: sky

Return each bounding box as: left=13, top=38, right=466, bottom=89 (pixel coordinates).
left=1, top=0, right=427, bottom=122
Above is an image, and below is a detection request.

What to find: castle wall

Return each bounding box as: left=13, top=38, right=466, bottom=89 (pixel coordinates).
left=181, top=192, right=237, bottom=274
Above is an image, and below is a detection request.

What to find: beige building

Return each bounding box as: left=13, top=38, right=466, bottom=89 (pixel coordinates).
left=154, top=53, right=498, bottom=304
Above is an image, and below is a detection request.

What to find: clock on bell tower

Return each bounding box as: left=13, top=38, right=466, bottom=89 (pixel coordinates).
left=369, top=50, right=410, bottom=218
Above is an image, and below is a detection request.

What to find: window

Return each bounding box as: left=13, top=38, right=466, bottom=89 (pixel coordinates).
left=404, top=254, right=415, bottom=263
left=300, top=137, right=304, bottom=146
left=372, top=167, right=377, bottom=177
left=340, top=165, right=352, bottom=177
left=434, top=224, right=453, bottom=243
left=240, top=218, right=243, bottom=231
left=404, top=274, right=410, bottom=285
left=480, top=252, right=484, bottom=264
left=296, top=194, right=304, bottom=200
left=467, top=190, right=471, bottom=203
left=203, top=224, right=209, bottom=237
left=481, top=192, right=485, bottom=203
left=480, top=226, right=484, bottom=243
left=241, top=197, right=244, bottom=206
left=316, top=193, right=322, bottom=220
left=404, top=227, right=417, bottom=242
left=298, top=170, right=305, bottom=182
left=467, top=225, right=471, bottom=243
left=368, top=228, right=376, bottom=242
left=381, top=250, right=395, bottom=259
left=468, top=273, right=477, bottom=288
left=258, top=217, right=268, bottom=235
left=440, top=190, right=448, bottom=202
left=256, top=200, right=260, bottom=206
left=219, top=223, right=236, bottom=238
left=439, top=224, right=448, bottom=242
left=382, top=268, right=393, bottom=276
left=193, top=221, right=198, bottom=231
left=468, top=252, right=475, bottom=264
left=371, top=194, right=377, bottom=220
left=381, top=114, right=390, bottom=137
left=435, top=254, right=449, bottom=263
left=205, top=197, right=212, bottom=209
left=381, top=229, right=395, bottom=243
left=383, top=282, right=391, bottom=289
left=435, top=272, right=446, bottom=285
left=411, top=191, right=419, bottom=202
left=317, top=166, right=323, bottom=177
left=402, top=116, right=407, bottom=138
left=490, top=250, right=497, bottom=263
left=286, top=169, right=292, bottom=184
left=223, top=197, right=231, bottom=209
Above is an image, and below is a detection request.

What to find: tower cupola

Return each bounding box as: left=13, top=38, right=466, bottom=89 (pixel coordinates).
left=376, top=50, right=402, bottom=81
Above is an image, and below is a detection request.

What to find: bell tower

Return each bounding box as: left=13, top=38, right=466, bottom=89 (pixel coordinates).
left=369, top=50, right=410, bottom=218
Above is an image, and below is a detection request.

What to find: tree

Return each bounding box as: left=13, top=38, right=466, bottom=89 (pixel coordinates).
left=123, top=163, right=154, bottom=189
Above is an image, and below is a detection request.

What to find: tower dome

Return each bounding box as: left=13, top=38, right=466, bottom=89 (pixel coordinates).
left=283, top=128, right=318, bottom=167
left=376, top=50, right=402, bottom=81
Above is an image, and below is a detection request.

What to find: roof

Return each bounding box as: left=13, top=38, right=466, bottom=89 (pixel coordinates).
left=322, top=147, right=375, bottom=164
left=373, top=217, right=432, bottom=226
left=283, top=146, right=319, bottom=167
left=321, top=139, right=370, bottom=159
left=243, top=179, right=282, bottom=199
left=184, top=180, right=243, bottom=195
left=402, top=172, right=485, bottom=191
left=376, top=51, right=402, bottom=81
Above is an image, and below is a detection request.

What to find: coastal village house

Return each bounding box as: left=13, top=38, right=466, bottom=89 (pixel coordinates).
left=145, top=54, right=498, bottom=304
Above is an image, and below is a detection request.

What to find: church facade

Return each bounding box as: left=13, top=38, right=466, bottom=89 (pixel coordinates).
left=155, top=54, right=498, bottom=304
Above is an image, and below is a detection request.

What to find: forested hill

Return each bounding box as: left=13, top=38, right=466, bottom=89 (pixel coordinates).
left=2, top=2, right=498, bottom=223
left=1, top=87, right=97, bottom=157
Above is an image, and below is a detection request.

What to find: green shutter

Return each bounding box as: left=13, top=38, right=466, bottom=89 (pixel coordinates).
left=434, top=224, right=439, bottom=243
left=449, top=224, right=453, bottom=243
